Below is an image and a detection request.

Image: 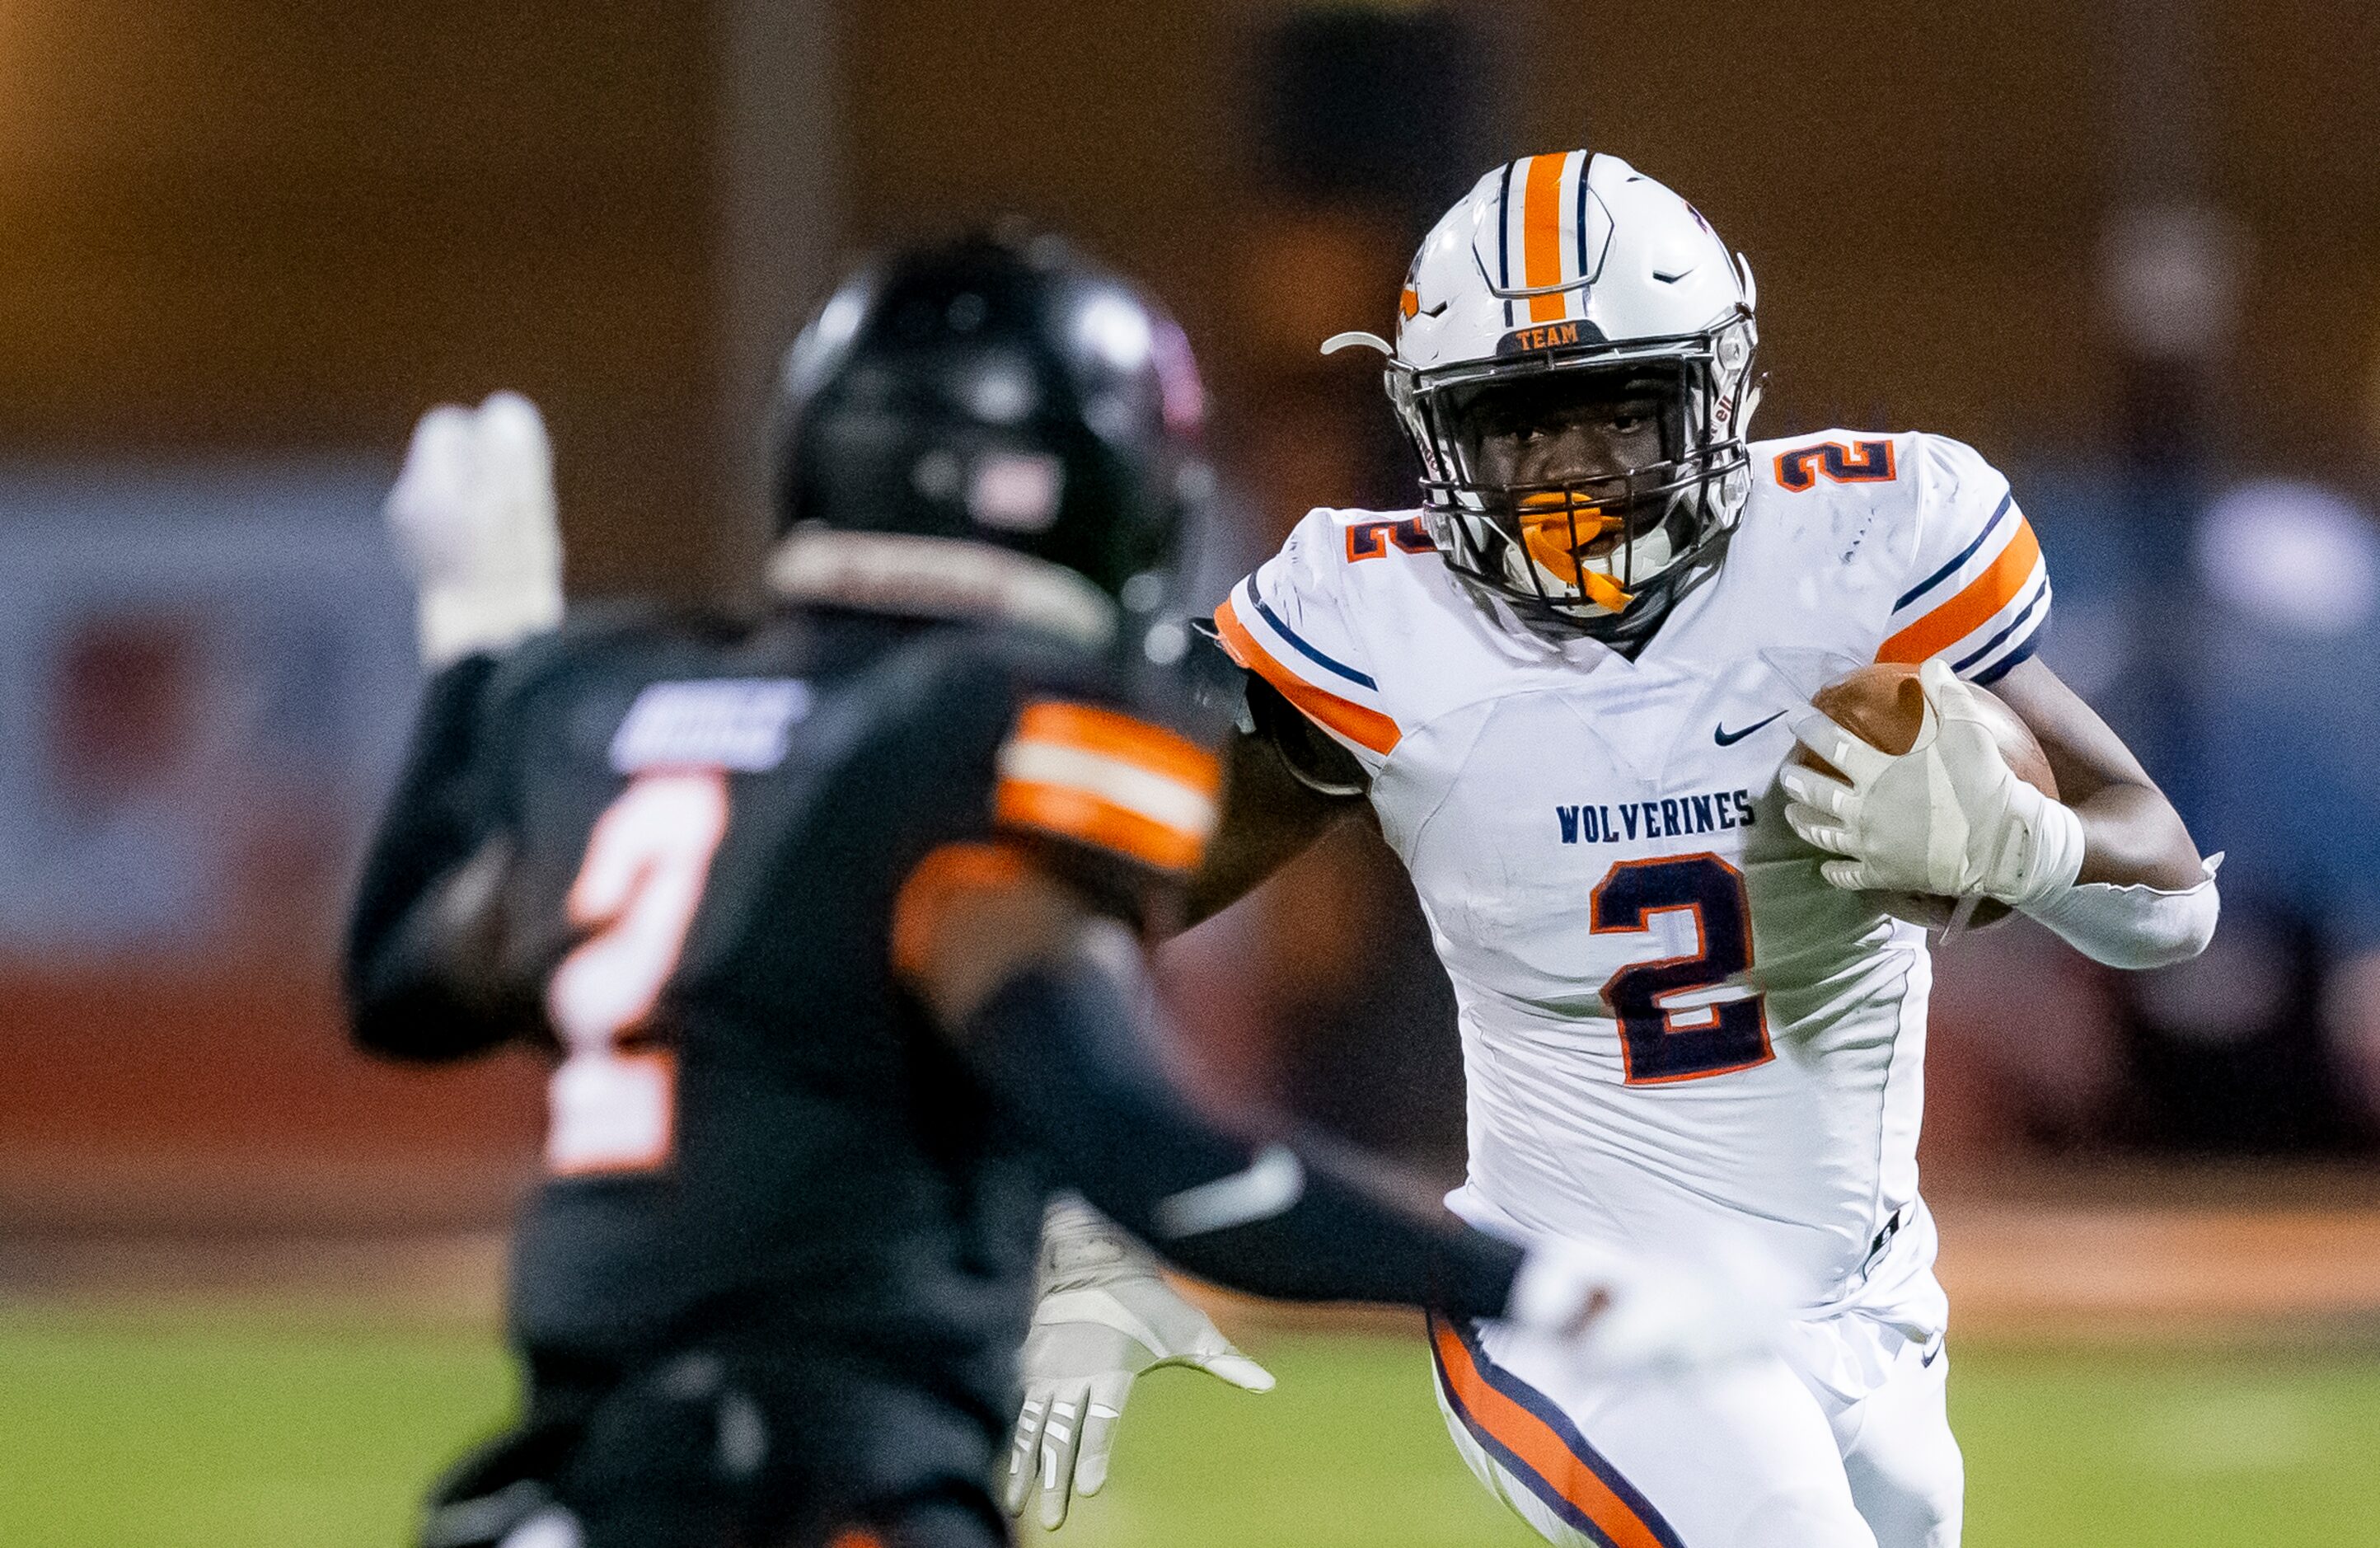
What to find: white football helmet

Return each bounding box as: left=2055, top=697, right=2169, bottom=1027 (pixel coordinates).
left=1328, top=151, right=1760, bottom=645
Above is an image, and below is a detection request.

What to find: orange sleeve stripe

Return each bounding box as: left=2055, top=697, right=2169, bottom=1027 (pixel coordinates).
left=1213, top=595, right=1401, bottom=757
left=1015, top=699, right=1220, bottom=795
left=996, top=781, right=1206, bottom=872
left=1431, top=1318, right=1675, bottom=1548
left=890, top=842, right=1032, bottom=978
left=1523, top=152, right=1570, bottom=321
left=1877, top=517, right=2043, bottom=665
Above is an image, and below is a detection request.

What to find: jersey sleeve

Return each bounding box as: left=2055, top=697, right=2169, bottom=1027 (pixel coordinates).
left=1877, top=434, right=2052, bottom=684
left=344, top=650, right=531, bottom=1060
left=1211, top=508, right=1403, bottom=774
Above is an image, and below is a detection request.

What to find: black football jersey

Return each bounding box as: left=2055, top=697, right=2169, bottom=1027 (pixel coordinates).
left=347, top=605, right=1222, bottom=1413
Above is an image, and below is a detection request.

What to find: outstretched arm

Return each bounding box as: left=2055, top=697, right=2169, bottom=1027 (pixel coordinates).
left=896, top=846, right=1525, bottom=1314
left=349, top=393, right=566, bottom=1058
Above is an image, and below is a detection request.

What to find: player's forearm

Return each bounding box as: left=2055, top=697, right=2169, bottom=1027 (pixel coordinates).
left=2068, top=777, right=2204, bottom=890
left=961, top=945, right=1523, bottom=1320
left=2017, top=779, right=2215, bottom=970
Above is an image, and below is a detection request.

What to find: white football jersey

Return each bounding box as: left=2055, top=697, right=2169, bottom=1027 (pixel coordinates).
left=1215, top=430, right=2050, bottom=1309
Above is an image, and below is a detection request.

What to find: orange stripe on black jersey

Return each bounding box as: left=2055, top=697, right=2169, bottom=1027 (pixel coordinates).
left=993, top=699, right=1220, bottom=873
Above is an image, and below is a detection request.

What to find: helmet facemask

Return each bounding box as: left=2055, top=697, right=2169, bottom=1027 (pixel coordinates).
left=1394, top=317, right=1757, bottom=639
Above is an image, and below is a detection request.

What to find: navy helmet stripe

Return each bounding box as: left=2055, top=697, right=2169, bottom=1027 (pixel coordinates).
left=1244, top=577, right=1379, bottom=691
left=1895, top=490, right=2016, bottom=613
left=1574, top=148, right=1592, bottom=284
left=1497, top=160, right=1517, bottom=328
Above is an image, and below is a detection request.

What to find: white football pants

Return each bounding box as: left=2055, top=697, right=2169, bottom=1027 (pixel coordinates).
left=1429, top=1298, right=1961, bottom=1548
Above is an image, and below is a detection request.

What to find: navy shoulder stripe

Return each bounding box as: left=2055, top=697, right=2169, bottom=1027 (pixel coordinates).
left=1895, top=490, right=2015, bottom=613
left=1244, top=578, right=1377, bottom=692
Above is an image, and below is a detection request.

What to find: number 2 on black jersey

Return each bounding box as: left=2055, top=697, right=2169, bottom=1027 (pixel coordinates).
left=1591, top=853, right=1773, bottom=1084
left=545, top=770, right=730, bottom=1175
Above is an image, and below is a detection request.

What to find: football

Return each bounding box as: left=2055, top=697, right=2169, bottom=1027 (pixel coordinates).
left=1788, top=661, right=2058, bottom=930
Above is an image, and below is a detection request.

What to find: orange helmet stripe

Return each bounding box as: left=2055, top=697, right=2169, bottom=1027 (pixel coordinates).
left=1523, top=152, right=1572, bottom=322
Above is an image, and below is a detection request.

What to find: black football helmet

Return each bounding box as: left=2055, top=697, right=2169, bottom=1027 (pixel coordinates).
left=768, top=232, right=1213, bottom=655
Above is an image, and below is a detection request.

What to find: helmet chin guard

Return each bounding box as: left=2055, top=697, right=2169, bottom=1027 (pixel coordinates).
left=1369, top=151, right=1761, bottom=645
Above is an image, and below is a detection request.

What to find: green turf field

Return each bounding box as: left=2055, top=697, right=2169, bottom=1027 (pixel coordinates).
left=6, top=1306, right=2380, bottom=1546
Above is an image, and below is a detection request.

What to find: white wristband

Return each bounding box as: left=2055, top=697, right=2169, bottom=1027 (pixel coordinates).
left=2019, top=853, right=2223, bottom=969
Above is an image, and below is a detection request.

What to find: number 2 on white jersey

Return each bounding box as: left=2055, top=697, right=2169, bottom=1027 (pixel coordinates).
left=545, top=771, right=730, bottom=1175
left=1591, top=853, right=1773, bottom=1085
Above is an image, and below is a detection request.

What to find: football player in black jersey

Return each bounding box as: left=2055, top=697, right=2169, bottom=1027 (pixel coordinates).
left=347, top=234, right=1762, bottom=1548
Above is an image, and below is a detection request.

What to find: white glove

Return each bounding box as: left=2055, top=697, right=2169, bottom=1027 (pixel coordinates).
left=385, top=392, right=564, bottom=668
left=1505, top=1236, right=1779, bottom=1377
left=1780, top=658, right=2084, bottom=908
left=1005, top=1199, right=1274, bottom=1530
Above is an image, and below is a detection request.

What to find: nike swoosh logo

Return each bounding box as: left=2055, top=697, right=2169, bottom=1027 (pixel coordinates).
left=1713, top=711, right=1787, bottom=747
left=1154, top=1145, right=1306, bottom=1240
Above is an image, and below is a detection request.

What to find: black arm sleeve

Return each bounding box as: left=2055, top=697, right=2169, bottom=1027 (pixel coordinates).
left=345, top=654, right=527, bottom=1061
left=959, top=946, right=1523, bottom=1320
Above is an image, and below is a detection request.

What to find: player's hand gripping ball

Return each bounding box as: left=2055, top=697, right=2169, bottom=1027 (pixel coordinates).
left=1781, top=660, right=2063, bottom=929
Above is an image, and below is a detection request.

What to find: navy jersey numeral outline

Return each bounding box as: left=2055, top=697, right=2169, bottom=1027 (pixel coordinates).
left=1591, top=853, right=1773, bottom=1085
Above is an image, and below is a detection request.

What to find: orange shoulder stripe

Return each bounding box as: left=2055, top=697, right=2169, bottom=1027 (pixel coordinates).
left=1431, top=1317, right=1677, bottom=1548
left=1212, top=594, right=1401, bottom=757
left=994, top=781, right=1205, bottom=872
left=1877, top=516, right=2042, bottom=665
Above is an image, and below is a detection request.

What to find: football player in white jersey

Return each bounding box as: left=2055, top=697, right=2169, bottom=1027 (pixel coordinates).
left=1005, top=152, right=2221, bottom=1547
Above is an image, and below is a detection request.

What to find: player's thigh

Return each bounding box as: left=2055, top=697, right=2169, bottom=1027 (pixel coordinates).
left=1834, top=1338, right=1961, bottom=1548
left=1431, top=1316, right=1875, bottom=1548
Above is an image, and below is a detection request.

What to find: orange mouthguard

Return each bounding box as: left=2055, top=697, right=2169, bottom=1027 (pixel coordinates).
left=1515, top=495, right=1632, bottom=611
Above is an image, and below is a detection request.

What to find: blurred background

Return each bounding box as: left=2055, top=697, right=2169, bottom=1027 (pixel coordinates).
left=4, top=1, right=2380, bottom=1543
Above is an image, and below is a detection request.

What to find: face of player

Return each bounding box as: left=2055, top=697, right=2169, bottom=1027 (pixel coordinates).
left=1467, top=374, right=1666, bottom=484
left=1457, top=369, right=1674, bottom=556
